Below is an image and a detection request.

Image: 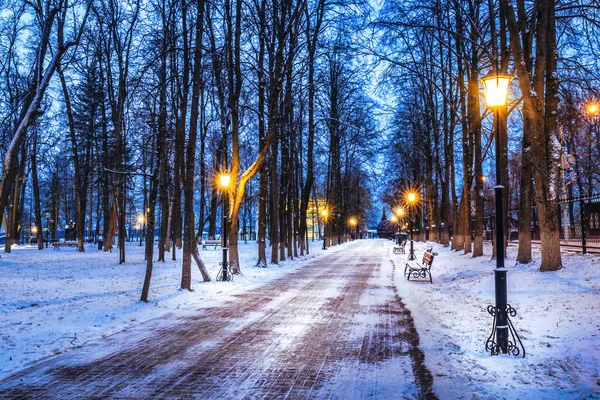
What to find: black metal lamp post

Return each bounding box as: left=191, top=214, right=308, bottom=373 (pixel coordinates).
left=321, top=209, right=328, bottom=250
left=395, top=207, right=404, bottom=244
left=391, top=214, right=398, bottom=243
left=581, top=102, right=600, bottom=255
left=407, top=192, right=417, bottom=260
left=337, top=213, right=341, bottom=245
left=219, top=173, right=232, bottom=282
left=349, top=218, right=357, bottom=240
left=481, top=71, right=524, bottom=357
left=137, top=214, right=144, bottom=246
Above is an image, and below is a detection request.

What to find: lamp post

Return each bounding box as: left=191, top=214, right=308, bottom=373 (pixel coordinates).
left=337, top=213, right=341, bottom=245
left=407, top=191, right=417, bottom=260
left=391, top=214, right=398, bottom=243
left=481, top=71, right=524, bottom=357
left=321, top=209, right=328, bottom=250
left=219, top=173, right=232, bottom=281
left=580, top=102, right=599, bottom=254
left=396, top=207, right=404, bottom=244
left=348, top=218, right=357, bottom=240
left=137, top=214, right=145, bottom=246
left=31, top=226, right=38, bottom=244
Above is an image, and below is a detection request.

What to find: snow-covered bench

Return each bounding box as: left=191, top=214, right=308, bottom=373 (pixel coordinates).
left=404, top=249, right=437, bottom=284
left=53, top=241, right=79, bottom=250
left=393, top=241, right=406, bottom=254
left=202, top=240, right=222, bottom=250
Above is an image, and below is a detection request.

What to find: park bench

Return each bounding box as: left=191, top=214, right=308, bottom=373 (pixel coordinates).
left=202, top=239, right=222, bottom=250
left=393, top=241, right=406, bottom=254
left=53, top=241, right=79, bottom=250
left=404, top=248, right=438, bottom=284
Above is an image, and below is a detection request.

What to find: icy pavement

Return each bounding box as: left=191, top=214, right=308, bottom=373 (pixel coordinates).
left=0, top=240, right=436, bottom=399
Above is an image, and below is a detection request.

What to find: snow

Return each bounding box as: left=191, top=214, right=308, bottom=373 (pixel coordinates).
left=392, top=240, right=600, bottom=399
left=0, top=241, right=331, bottom=380
left=1, top=239, right=599, bottom=398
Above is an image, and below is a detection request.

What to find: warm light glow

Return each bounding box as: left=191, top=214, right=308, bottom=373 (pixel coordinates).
left=136, top=214, right=145, bottom=224
left=481, top=175, right=486, bottom=183
left=391, top=215, right=398, bottom=223
left=321, top=209, right=328, bottom=218
left=396, top=207, right=404, bottom=217
left=135, top=224, right=141, bottom=230
left=31, top=226, right=38, bottom=234
left=348, top=218, right=357, bottom=226
left=219, top=174, right=231, bottom=188
left=481, top=72, right=513, bottom=107
left=587, top=103, right=599, bottom=116
left=407, top=192, right=417, bottom=204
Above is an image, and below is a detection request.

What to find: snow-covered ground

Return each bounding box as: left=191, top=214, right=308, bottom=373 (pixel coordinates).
left=392, top=240, right=600, bottom=399
left=0, top=240, right=331, bottom=380
left=1, top=238, right=599, bottom=398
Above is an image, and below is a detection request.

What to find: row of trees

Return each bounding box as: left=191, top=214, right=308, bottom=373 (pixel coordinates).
left=0, top=0, right=378, bottom=299
left=377, top=0, right=600, bottom=271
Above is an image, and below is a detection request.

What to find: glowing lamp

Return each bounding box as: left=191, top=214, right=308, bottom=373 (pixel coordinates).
left=407, top=192, right=417, bottom=204
left=219, top=174, right=231, bottom=188
left=481, top=72, right=513, bottom=107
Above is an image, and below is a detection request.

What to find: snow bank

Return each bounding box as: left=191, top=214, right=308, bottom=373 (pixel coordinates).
left=0, top=240, right=331, bottom=379
left=391, top=241, right=600, bottom=399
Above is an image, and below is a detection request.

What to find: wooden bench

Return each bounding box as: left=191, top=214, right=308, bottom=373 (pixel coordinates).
left=53, top=241, right=79, bottom=250
left=405, top=249, right=438, bottom=283
left=393, top=241, right=406, bottom=254
left=202, top=239, right=222, bottom=250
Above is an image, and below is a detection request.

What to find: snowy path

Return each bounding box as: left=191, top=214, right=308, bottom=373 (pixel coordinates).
left=0, top=240, right=436, bottom=399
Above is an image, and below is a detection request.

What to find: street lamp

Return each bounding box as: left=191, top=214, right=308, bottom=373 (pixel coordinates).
left=406, top=191, right=418, bottom=260
left=395, top=207, right=404, bottom=244
left=391, top=214, right=398, bottom=243
left=337, top=213, right=341, bottom=245
left=321, top=208, right=328, bottom=250
left=218, top=173, right=232, bottom=281
left=31, top=226, right=38, bottom=244
left=586, top=102, right=599, bottom=116
left=481, top=71, right=524, bottom=357
left=137, top=214, right=145, bottom=246
left=348, top=218, right=357, bottom=240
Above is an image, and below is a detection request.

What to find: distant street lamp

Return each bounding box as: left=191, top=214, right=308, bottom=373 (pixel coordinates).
left=321, top=208, right=328, bottom=250
left=481, top=70, right=524, bottom=357
left=31, top=226, right=38, bottom=244
left=406, top=191, right=418, bottom=260
left=391, top=214, right=398, bottom=242
left=580, top=101, right=600, bottom=254
left=137, top=214, right=145, bottom=246
left=219, top=173, right=232, bottom=281
left=337, top=213, right=341, bottom=245
left=348, top=218, right=357, bottom=240
left=395, top=207, right=404, bottom=244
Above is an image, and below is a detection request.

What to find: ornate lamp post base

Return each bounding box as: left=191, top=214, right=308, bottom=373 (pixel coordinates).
left=216, top=256, right=233, bottom=282
left=485, top=303, right=525, bottom=357
left=407, top=240, right=416, bottom=260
